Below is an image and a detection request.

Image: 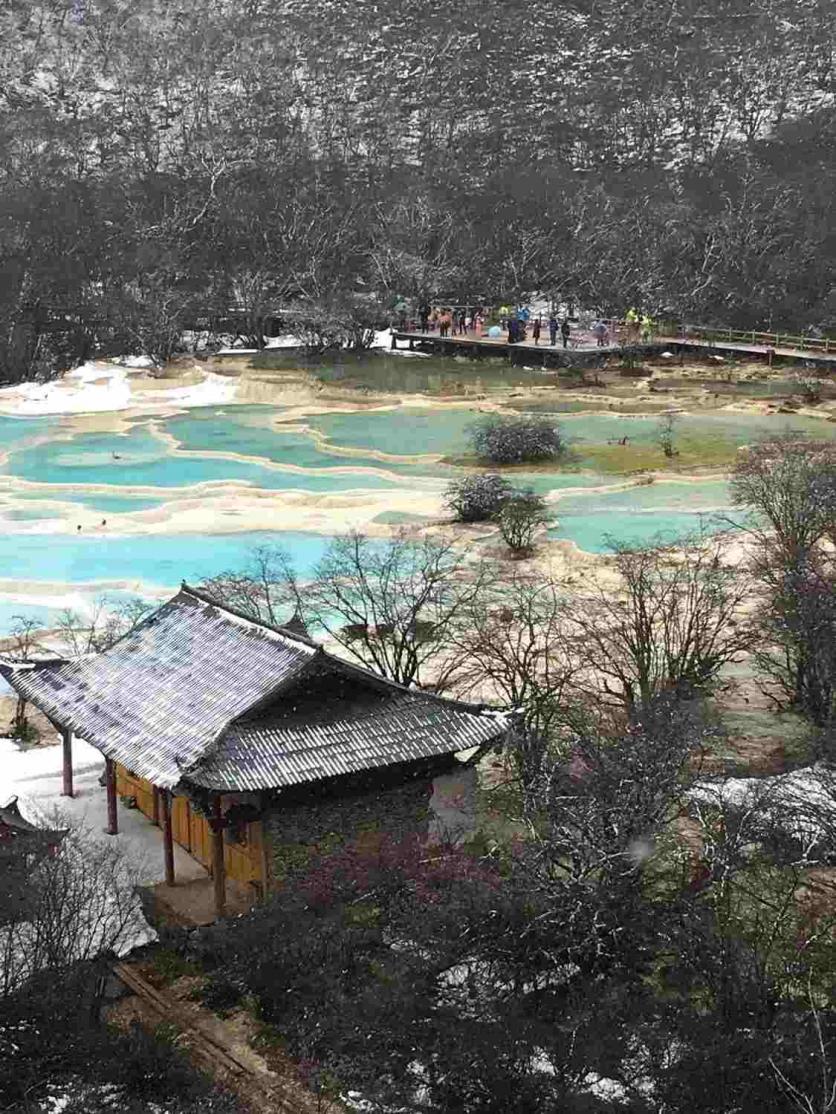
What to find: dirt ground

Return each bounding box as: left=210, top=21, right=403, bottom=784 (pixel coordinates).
left=109, top=964, right=344, bottom=1114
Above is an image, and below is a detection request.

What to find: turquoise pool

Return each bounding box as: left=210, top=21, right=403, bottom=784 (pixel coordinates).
left=2, top=421, right=423, bottom=493
left=0, top=531, right=334, bottom=591
left=550, top=479, right=736, bottom=552
left=0, top=399, right=823, bottom=636
left=305, top=406, right=836, bottom=461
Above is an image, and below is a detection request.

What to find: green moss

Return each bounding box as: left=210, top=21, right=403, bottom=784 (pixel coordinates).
left=344, top=903, right=381, bottom=928
left=249, top=1020, right=287, bottom=1054
left=148, top=947, right=202, bottom=985
left=272, top=841, right=316, bottom=881
left=153, top=1021, right=183, bottom=1045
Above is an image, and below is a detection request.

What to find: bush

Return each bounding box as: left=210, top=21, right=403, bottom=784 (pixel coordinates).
left=495, top=490, right=550, bottom=555
left=469, top=416, right=565, bottom=464
left=445, top=473, right=513, bottom=522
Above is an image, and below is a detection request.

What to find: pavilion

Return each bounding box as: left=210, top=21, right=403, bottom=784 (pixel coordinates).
left=0, top=585, right=507, bottom=919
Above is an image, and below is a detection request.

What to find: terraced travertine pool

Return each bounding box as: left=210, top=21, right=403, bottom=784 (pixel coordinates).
left=0, top=396, right=832, bottom=632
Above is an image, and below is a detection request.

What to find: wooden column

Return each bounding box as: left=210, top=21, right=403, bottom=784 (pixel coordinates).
left=257, top=818, right=271, bottom=903
left=61, top=728, right=73, bottom=798
left=152, top=785, right=160, bottom=827
left=104, top=757, right=118, bottom=835
left=161, top=791, right=175, bottom=886
left=211, top=795, right=226, bottom=919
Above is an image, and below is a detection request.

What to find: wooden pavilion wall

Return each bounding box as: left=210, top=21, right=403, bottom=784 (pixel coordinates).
left=115, top=764, right=262, bottom=886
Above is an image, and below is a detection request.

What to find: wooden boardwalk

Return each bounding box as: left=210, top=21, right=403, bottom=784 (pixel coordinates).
left=391, top=330, right=836, bottom=368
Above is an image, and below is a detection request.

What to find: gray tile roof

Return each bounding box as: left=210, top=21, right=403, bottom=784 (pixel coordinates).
left=0, top=588, right=316, bottom=789
left=194, top=692, right=506, bottom=790
left=0, top=586, right=508, bottom=792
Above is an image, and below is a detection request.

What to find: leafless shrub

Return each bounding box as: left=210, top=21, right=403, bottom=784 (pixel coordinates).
left=1, top=813, right=147, bottom=999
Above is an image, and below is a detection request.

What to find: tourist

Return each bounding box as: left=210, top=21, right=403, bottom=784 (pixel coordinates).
left=641, top=313, right=654, bottom=342
left=458, top=308, right=468, bottom=335
left=419, top=303, right=430, bottom=331
left=561, top=318, right=571, bottom=348
left=548, top=314, right=558, bottom=346
left=532, top=317, right=541, bottom=345
left=439, top=310, right=451, bottom=338
left=593, top=319, right=608, bottom=347
left=625, top=306, right=639, bottom=342
left=429, top=307, right=439, bottom=331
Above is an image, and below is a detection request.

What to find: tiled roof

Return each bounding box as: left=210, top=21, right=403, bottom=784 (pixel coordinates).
left=0, top=588, right=316, bottom=789
left=195, top=691, right=506, bottom=791
left=0, top=586, right=509, bottom=792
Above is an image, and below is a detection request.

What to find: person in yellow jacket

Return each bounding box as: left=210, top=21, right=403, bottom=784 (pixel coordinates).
left=625, top=306, right=639, bottom=343
left=641, top=313, right=654, bottom=342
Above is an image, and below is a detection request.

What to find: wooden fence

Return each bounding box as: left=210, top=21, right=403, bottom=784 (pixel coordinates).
left=656, top=322, right=833, bottom=354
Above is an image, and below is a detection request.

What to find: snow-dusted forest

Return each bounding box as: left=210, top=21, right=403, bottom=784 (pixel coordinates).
left=0, top=0, right=833, bottom=381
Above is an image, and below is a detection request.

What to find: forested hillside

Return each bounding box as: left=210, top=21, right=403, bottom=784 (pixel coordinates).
left=0, top=0, right=833, bottom=380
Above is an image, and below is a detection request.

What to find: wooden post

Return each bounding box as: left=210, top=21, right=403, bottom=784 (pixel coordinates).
left=61, top=728, right=73, bottom=798
left=104, top=757, right=118, bottom=835
left=152, top=785, right=160, bottom=827
left=161, top=791, right=175, bottom=886
left=211, top=795, right=226, bottom=919
left=257, top=814, right=271, bottom=903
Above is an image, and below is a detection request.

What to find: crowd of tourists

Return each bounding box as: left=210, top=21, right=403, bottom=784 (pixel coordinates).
left=411, top=303, right=655, bottom=347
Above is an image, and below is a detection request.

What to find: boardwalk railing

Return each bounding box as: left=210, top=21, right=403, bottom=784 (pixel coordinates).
left=657, top=321, right=833, bottom=354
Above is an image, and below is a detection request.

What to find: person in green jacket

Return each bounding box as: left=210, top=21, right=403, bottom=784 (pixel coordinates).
left=641, top=313, right=654, bottom=342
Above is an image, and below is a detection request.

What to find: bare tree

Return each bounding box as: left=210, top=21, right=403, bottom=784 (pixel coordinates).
left=200, top=545, right=296, bottom=628
left=53, top=595, right=155, bottom=657
left=730, top=436, right=836, bottom=560
left=7, top=616, right=44, bottom=740
left=731, top=437, right=836, bottom=725
left=753, top=553, right=836, bottom=726
left=448, top=572, right=579, bottom=735
left=520, top=696, right=713, bottom=889
left=566, top=532, right=755, bottom=710
left=495, top=490, right=550, bottom=556
left=294, top=531, right=486, bottom=688
left=0, top=814, right=147, bottom=999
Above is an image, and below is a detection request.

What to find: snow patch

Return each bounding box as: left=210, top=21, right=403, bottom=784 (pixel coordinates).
left=0, top=362, right=237, bottom=416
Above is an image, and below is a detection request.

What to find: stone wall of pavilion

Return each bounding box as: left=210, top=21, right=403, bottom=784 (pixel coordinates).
left=263, top=757, right=477, bottom=886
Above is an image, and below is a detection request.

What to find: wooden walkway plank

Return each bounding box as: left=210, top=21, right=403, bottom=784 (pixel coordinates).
left=391, top=330, right=836, bottom=366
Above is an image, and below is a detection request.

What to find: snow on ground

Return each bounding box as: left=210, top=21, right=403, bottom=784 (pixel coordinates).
left=0, top=361, right=237, bottom=416
left=0, top=363, right=134, bottom=415
left=0, top=734, right=208, bottom=952
left=690, top=764, right=836, bottom=846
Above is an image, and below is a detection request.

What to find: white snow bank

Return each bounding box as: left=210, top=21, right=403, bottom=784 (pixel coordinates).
left=0, top=362, right=237, bottom=416
left=690, top=764, right=836, bottom=846
left=147, top=370, right=236, bottom=408
left=0, top=363, right=133, bottom=415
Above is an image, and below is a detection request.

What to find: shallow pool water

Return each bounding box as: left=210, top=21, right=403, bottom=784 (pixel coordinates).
left=0, top=398, right=821, bottom=635
left=308, top=407, right=480, bottom=457
left=550, top=479, right=735, bottom=552
left=0, top=531, right=334, bottom=591
left=553, top=511, right=730, bottom=553
left=306, top=405, right=836, bottom=463
left=0, top=414, right=57, bottom=450
left=15, top=491, right=170, bottom=514
left=559, top=411, right=833, bottom=448
left=164, top=408, right=448, bottom=479
left=3, top=420, right=416, bottom=493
